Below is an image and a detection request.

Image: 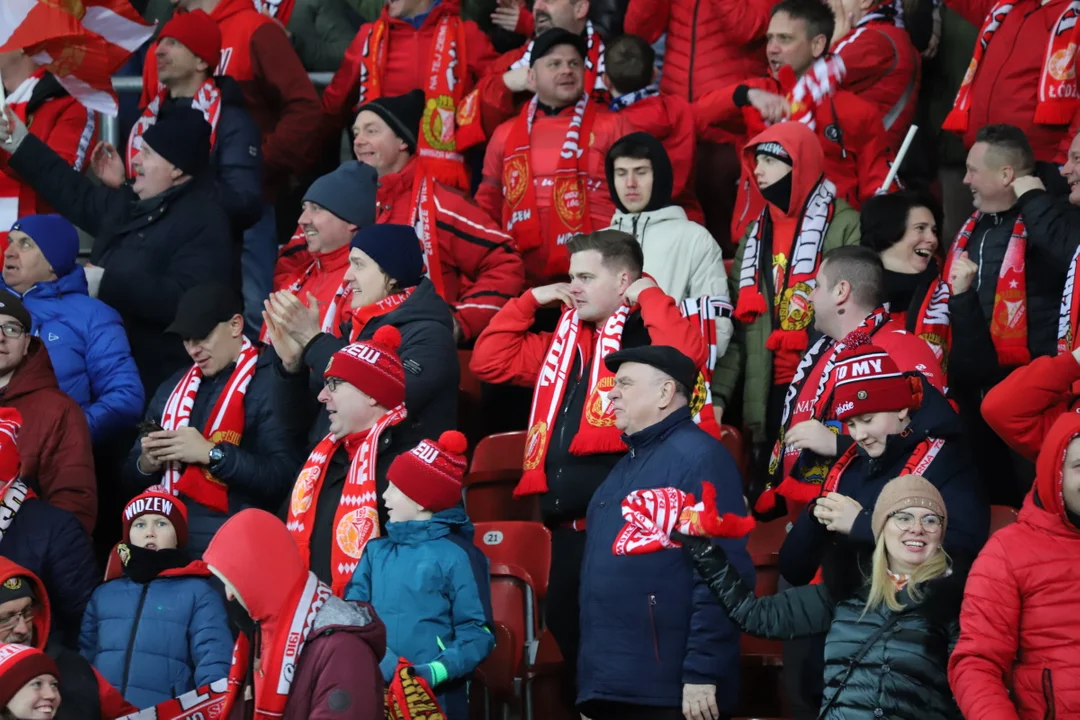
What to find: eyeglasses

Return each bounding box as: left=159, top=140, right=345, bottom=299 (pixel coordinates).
left=889, top=511, right=943, bottom=534
left=325, top=377, right=344, bottom=392
left=0, top=323, right=26, bottom=339
left=0, top=605, right=36, bottom=632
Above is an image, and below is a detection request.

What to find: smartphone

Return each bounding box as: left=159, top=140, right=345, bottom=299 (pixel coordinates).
left=136, top=419, right=164, bottom=438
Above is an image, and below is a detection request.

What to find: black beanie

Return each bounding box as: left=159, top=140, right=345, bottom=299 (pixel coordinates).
left=605, top=131, right=674, bottom=214
left=358, top=90, right=425, bottom=153
left=350, top=224, right=425, bottom=289
left=530, top=28, right=587, bottom=66
left=754, top=141, right=793, bottom=167
left=141, top=107, right=212, bottom=177
left=0, top=576, right=36, bottom=606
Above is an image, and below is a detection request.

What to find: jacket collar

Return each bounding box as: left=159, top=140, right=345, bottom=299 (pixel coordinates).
left=378, top=156, right=418, bottom=204
left=623, top=406, right=693, bottom=453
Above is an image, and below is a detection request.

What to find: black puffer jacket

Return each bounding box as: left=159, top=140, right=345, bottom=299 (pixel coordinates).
left=275, top=278, right=459, bottom=447
left=691, top=545, right=963, bottom=720
left=122, top=354, right=304, bottom=556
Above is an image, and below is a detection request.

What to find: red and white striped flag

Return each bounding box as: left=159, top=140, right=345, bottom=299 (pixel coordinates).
left=0, top=0, right=154, bottom=116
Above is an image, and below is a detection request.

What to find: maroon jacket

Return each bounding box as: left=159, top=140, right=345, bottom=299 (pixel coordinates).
left=0, top=338, right=96, bottom=533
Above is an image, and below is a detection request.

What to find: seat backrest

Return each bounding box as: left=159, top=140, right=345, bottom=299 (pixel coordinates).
left=990, top=505, right=1019, bottom=536
left=474, top=521, right=552, bottom=600
left=469, top=432, right=527, bottom=474
left=104, top=543, right=124, bottom=582
left=720, top=424, right=752, bottom=485
left=464, top=481, right=540, bottom=523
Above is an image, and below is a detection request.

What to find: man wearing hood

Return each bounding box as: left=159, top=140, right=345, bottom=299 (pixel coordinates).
left=949, top=411, right=1080, bottom=719
left=0, top=559, right=138, bottom=720
left=694, top=0, right=894, bottom=245
left=205, top=509, right=386, bottom=720
left=711, top=123, right=860, bottom=460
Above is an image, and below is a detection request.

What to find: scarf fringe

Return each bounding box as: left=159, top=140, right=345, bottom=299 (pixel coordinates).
left=513, top=469, right=548, bottom=498
left=735, top=288, right=768, bottom=323
left=995, top=346, right=1032, bottom=368
left=776, top=473, right=825, bottom=504
left=568, top=432, right=628, bottom=457
left=753, top=485, right=777, bottom=514
left=176, top=474, right=228, bottom=515
left=766, top=329, right=810, bottom=352
left=421, top=159, right=469, bottom=193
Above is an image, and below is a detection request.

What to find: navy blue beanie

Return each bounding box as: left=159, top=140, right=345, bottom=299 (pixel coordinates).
left=10, top=214, right=79, bottom=278
left=141, top=107, right=211, bottom=177
left=350, top=224, right=424, bottom=289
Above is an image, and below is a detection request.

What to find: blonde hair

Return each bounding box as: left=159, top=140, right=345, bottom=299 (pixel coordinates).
left=862, top=533, right=950, bottom=615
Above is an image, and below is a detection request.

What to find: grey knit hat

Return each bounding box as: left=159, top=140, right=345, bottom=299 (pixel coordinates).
left=302, top=161, right=378, bottom=228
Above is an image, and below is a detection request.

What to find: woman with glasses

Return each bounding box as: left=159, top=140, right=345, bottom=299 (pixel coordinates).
left=675, top=475, right=963, bottom=720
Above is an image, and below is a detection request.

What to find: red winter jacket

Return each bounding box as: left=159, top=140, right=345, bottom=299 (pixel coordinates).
left=142, top=0, right=322, bottom=198
left=944, top=0, right=1080, bottom=163
left=272, top=240, right=354, bottom=335
left=470, top=286, right=708, bottom=388
left=695, top=76, right=893, bottom=243
left=377, top=157, right=524, bottom=342
left=475, top=106, right=632, bottom=285
left=982, top=351, right=1080, bottom=462
left=0, top=339, right=95, bottom=533
left=948, top=411, right=1080, bottom=720
left=611, top=93, right=704, bottom=223
left=831, top=19, right=920, bottom=150
left=624, top=0, right=775, bottom=143
left=322, top=0, right=497, bottom=134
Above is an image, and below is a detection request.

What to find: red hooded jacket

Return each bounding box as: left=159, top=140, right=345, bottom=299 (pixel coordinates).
left=0, top=339, right=95, bottom=533
left=203, top=510, right=386, bottom=720
left=0, top=557, right=137, bottom=719
left=321, top=0, right=498, bottom=135
left=624, top=0, right=775, bottom=144
left=696, top=76, right=893, bottom=243
left=981, top=351, right=1080, bottom=462
left=945, top=0, right=1080, bottom=162
left=948, top=412, right=1080, bottom=720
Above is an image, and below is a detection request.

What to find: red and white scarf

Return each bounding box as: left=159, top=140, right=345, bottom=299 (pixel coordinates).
left=356, top=10, right=469, bottom=189
left=286, top=405, right=406, bottom=596
left=945, top=0, right=1080, bottom=133
left=680, top=296, right=733, bottom=439
left=735, top=177, right=837, bottom=352
left=822, top=436, right=944, bottom=498
left=1059, top=244, right=1080, bottom=354
left=257, top=0, right=296, bottom=23
left=515, top=304, right=631, bottom=498
left=259, top=260, right=352, bottom=344
left=501, top=93, right=597, bottom=275
left=782, top=57, right=847, bottom=130
left=757, top=308, right=891, bottom=511
left=944, top=212, right=1031, bottom=367
left=349, top=288, right=416, bottom=342
left=160, top=338, right=259, bottom=513
left=612, top=482, right=756, bottom=555
left=127, top=79, right=223, bottom=177
left=910, top=273, right=952, bottom=364
left=410, top=175, right=447, bottom=298
left=0, top=479, right=33, bottom=546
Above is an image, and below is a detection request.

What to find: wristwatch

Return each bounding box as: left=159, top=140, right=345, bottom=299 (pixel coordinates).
left=208, top=445, right=226, bottom=465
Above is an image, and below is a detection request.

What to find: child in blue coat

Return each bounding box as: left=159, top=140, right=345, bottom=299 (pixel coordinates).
left=79, top=487, right=233, bottom=709
left=346, top=431, right=494, bottom=720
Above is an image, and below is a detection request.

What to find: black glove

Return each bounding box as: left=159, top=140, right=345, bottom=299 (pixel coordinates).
left=671, top=530, right=729, bottom=584
left=670, top=530, right=715, bottom=560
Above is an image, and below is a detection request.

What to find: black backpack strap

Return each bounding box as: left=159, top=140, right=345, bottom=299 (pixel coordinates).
left=816, top=611, right=904, bottom=719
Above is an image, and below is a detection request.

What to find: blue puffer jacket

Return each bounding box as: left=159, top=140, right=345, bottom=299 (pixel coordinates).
left=1, top=268, right=144, bottom=444
left=344, top=508, right=494, bottom=720
left=577, top=408, right=755, bottom=713
left=79, top=572, right=233, bottom=709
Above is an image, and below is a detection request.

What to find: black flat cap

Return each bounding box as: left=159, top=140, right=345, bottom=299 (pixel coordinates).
left=530, top=28, right=587, bottom=67
left=166, top=284, right=243, bottom=340
left=604, top=345, right=699, bottom=392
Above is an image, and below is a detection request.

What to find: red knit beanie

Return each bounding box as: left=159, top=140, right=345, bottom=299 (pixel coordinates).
left=325, top=326, right=406, bottom=409
left=158, top=10, right=223, bottom=70
left=0, top=408, right=21, bottom=488
left=387, top=431, right=468, bottom=513
left=0, top=644, right=59, bottom=710
left=832, top=332, right=922, bottom=421
left=123, top=486, right=190, bottom=548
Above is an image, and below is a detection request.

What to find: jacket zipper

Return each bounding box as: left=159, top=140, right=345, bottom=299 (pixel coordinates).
left=975, top=214, right=1001, bottom=294
left=120, top=584, right=151, bottom=696
left=647, top=593, right=661, bottom=663
left=688, top=0, right=701, bottom=101
left=1042, top=668, right=1055, bottom=720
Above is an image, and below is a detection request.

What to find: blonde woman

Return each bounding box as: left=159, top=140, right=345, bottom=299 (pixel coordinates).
left=675, top=475, right=962, bottom=720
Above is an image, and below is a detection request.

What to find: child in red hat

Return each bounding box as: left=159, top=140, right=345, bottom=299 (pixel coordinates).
left=345, top=431, right=493, bottom=720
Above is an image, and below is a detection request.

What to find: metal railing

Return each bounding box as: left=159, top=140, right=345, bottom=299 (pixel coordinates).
left=101, top=72, right=335, bottom=147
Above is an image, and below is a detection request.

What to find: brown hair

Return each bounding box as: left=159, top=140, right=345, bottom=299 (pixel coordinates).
left=567, top=230, right=644, bottom=276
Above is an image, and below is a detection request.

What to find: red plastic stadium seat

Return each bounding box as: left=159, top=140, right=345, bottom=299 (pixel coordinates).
left=457, top=350, right=483, bottom=445
left=103, top=543, right=124, bottom=582
left=720, top=424, right=752, bottom=484
left=464, top=432, right=539, bottom=522
left=990, top=505, right=1019, bottom=535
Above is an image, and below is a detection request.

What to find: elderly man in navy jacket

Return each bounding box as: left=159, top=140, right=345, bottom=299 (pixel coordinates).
left=577, top=345, right=754, bottom=720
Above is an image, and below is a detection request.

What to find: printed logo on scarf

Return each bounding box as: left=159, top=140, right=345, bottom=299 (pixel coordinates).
left=422, top=95, right=458, bottom=151
left=336, top=507, right=379, bottom=559
left=523, top=421, right=549, bottom=471
left=1050, top=42, right=1078, bottom=82
left=456, top=88, right=480, bottom=126
left=584, top=377, right=617, bottom=427
left=778, top=282, right=814, bottom=331
left=553, top=176, right=586, bottom=229
left=504, top=155, right=530, bottom=207
left=291, top=467, right=321, bottom=515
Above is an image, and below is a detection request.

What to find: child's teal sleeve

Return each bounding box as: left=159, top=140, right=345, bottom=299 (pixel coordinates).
left=428, top=552, right=496, bottom=681
left=344, top=549, right=373, bottom=602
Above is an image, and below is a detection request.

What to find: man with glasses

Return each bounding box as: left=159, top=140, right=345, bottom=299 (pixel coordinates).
left=0, top=558, right=137, bottom=718
left=282, top=326, right=422, bottom=596
left=123, top=285, right=303, bottom=557
left=0, top=290, right=95, bottom=533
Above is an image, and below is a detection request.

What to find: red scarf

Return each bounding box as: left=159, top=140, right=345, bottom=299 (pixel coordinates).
left=410, top=175, right=447, bottom=298
left=911, top=273, right=952, bottom=366
left=945, top=212, right=1031, bottom=367
left=0, top=480, right=35, bottom=545
left=613, top=482, right=756, bottom=555
left=160, top=338, right=259, bottom=513
left=680, top=295, right=733, bottom=440
left=259, top=258, right=352, bottom=344
left=1059, top=243, right=1080, bottom=354
left=356, top=10, right=469, bottom=189
left=515, top=304, right=631, bottom=498
left=501, top=94, right=597, bottom=275
left=286, top=406, right=406, bottom=596
left=822, top=435, right=946, bottom=495
left=259, top=0, right=296, bottom=23
left=349, top=288, right=416, bottom=342
left=735, top=178, right=837, bottom=352
left=127, top=79, right=222, bottom=177
left=0, top=71, right=58, bottom=237
left=757, top=308, right=891, bottom=512
left=385, top=659, right=447, bottom=719
left=782, top=57, right=846, bottom=130
left=944, top=0, right=1080, bottom=132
